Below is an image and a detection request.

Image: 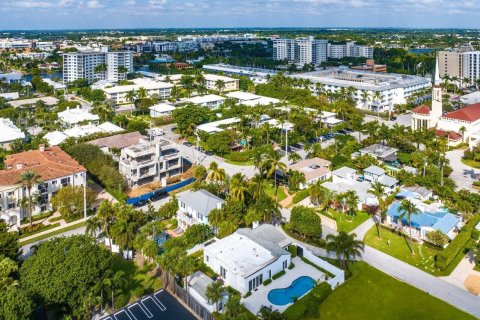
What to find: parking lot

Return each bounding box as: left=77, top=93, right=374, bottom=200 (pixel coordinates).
left=102, top=290, right=196, bottom=320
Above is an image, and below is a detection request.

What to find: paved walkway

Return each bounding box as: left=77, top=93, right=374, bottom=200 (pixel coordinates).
left=441, top=250, right=480, bottom=292
left=19, top=217, right=88, bottom=244
left=350, top=217, right=375, bottom=239
left=446, top=149, right=477, bottom=191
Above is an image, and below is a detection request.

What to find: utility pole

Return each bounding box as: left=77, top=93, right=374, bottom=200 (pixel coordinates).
left=83, top=173, right=87, bottom=219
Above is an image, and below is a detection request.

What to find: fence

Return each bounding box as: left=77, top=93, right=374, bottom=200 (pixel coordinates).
left=171, top=282, right=215, bottom=320
left=126, top=178, right=196, bottom=205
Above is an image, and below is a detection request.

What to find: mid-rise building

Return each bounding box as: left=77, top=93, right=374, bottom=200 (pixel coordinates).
left=0, top=146, right=87, bottom=226
left=119, top=138, right=182, bottom=187
left=273, top=37, right=328, bottom=65
left=462, top=52, right=480, bottom=86
left=203, top=74, right=239, bottom=92
left=63, top=48, right=133, bottom=84
left=102, top=79, right=173, bottom=104
left=438, top=50, right=463, bottom=79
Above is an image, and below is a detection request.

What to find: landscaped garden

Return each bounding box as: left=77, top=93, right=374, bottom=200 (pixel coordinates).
left=320, top=209, right=370, bottom=233
left=315, top=262, right=475, bottom=320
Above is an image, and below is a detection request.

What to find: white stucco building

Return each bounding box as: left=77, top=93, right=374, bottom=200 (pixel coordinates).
left=0, top=118, right=25, bottom=148
left=103, top=79, right=173, bottom=104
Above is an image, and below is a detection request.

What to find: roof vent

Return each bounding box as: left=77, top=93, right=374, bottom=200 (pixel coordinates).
left=16, top=163, right=23, bottom=170
left=39, top=144, right=45, bottom=152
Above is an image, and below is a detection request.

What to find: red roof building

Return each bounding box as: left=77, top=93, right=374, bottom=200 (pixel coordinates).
left=441, top=103, right=480, bottom=122
left=412, top=105, right=431, bottom=115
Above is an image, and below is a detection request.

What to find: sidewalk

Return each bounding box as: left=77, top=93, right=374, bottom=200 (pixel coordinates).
left=19, top=217, right=89, bottom=243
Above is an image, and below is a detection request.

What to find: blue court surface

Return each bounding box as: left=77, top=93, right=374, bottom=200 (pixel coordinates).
left=103, top=290, right=196, bottom=320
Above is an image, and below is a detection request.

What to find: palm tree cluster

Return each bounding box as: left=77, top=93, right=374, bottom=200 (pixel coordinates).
left=326, top=231, right=365, bottom=270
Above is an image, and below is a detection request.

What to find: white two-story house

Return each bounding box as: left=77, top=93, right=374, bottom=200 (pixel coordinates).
left=177, top=189, right=225, bottom=230
left=0, top=145, right=87, bottom=227
left=119, top=138, right=183, bottom=187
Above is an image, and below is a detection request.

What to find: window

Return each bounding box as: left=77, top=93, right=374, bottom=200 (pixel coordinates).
left=283, top=260, right=288, bottom=270
left=220, top=266, right=226, bottom=279
left=206, top=255, right=209, bottom=262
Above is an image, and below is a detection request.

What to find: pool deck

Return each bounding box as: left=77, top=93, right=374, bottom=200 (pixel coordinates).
left=242, top=256, right=326, bottom=314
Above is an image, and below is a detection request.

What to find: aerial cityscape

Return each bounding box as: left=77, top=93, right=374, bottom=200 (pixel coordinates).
left=2, top=1, right=480, bottom=320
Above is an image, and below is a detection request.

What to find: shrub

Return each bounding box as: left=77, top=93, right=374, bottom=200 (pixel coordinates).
left=293, top=189, right=309, bottom=204
left=435, top=215, right=480, bottom=270
left=272, top=270, right=286, bottom=280
left=288, top=263, right=295, bottom=270
left=244, top=291, right=252, bottom=298
left=472, top=229, right=480, bottom=240
left=288, top=245, right=297, bottom=258
left=426, top=230, right=449, bottom=248
left=284, top=282, right=332, bottom=320
left=263, top=279, right=272, bottom=286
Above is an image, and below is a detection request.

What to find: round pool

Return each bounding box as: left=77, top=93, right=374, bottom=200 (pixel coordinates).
left=267, top=276, right=315, bottom=306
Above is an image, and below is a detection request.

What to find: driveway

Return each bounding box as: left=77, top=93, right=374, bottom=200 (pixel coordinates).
left=446, top=149, right=477, bottom=191
left=441, top=250, right=480, bottom=292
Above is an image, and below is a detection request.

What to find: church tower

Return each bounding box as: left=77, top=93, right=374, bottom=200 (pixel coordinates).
left=431, top=57, right=443, bottom=126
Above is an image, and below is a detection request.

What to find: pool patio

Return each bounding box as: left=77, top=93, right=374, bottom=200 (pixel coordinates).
left=242, top=256, right=326, bottom=314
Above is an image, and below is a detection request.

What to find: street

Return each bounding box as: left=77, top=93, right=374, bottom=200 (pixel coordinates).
left=446, top=149, right=478, bottom=191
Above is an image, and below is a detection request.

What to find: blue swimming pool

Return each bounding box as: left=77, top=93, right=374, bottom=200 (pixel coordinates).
left=267, top=276, right=315, bottom=306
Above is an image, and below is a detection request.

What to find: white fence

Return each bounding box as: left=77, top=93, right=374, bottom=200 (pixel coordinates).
left=294, top=243, right=345, bottom=288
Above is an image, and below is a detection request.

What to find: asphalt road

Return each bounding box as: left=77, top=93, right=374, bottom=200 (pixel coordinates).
left=446, top=149, right=477, bottom=191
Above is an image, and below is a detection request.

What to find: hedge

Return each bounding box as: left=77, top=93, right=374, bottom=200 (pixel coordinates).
left=272, top=270, right=286, bottom=280
left=288, top=245, right=298, bottom=258
left=263, top=279, right=272, bottom=286
left=288, top=263, right=295, bottom=270
left=293, top=189, right=310, bottom=204
left=226, top=145, right=274, bottom=163
left=435, top=215, right=480, bottom=271
left=284, top=282, right=332, bottom=320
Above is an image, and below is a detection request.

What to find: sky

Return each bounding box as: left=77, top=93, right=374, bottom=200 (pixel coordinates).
left=0, top=0, right=480, bottom=30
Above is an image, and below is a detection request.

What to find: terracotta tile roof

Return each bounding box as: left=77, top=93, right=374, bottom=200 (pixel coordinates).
left=0, top=146, right=86, bottom=186
left=290, top=157, right=331, bottom=182
left=435, top=130, right=462, bottom=141
left=441, top=103, right=480, bottom=122
left=412, top=105, right=431, bottom=115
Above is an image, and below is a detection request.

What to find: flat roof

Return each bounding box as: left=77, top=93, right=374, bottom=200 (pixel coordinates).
left=187, top=94, right=225, bottom=105
left=103, top=79, right=173, bottom=94
left=225, top=91, right=260, bottom=101
left=150, top=103, right=175, bottom=112
left=8, top=96, right=59, bottom=108
left=291, top=68, right=431, bottom=91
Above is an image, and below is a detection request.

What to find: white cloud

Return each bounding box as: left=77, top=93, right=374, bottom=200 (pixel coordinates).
left=86, top=0, right=104, bottom=8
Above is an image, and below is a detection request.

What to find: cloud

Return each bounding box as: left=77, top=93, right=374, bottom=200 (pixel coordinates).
left=86, top=0, right=104, bottom=8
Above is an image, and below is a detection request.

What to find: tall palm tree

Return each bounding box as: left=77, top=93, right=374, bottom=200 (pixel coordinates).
left=215, top=79, right=226, bottom=93
left=229, top=173, right=249, bottom=202
left=125, top=89, right=137, bottom=105
left=88, top=201, right=116, bottom=251
left=326, top=231, right=365, bottom=270
left=103, top=270, right=127, bottom=312
left=360, top=90, right=371, bottom=110
left=17, top=170, right=42, bottom=227
left=287, top=170, right=306, bottom=191
left=207, top=162, right=226, bottom=185
left=398, top=199, right=421, bottom=254
left=368, top=182, right=385, bottom=238
left=137, top=87, right=147, bottom=100
left=249, top=174, right=268, bottom=200
left=309, top=182, right=332, bottom=209
left=288, top=151, right=302, bottom=164
left=205, top=281, right=224, bottom=312
left=261, top=152, right=287, bottom=201
left=372, top=91, right=382, bottom=116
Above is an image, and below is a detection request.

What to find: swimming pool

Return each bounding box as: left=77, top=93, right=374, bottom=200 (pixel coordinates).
left=267, top=276, right=315, bottom=306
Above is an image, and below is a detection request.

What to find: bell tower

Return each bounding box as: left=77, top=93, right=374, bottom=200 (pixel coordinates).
left=431, top=57, right=443, bottom=126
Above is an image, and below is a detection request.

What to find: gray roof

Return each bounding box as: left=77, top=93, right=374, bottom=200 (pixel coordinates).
left=322, top=180, right=374, bottom=202
left=188, top=271, right=213, bottom=302
left=88, top=131, right=145, bottom=149
left=236, top=224, right=291, bottom=259
left=364, top=165, right=385, bottom=176
left=359, top=144, right=398, bottom=159
left=402, top=166, right=418, bottom=175
left=179, top=189, right=225, bottom=217
left=332, top=166, right=357, bottom=179
left=379, top=175, right=399, bottom=188
left=401, top=186, right=432, bottom=199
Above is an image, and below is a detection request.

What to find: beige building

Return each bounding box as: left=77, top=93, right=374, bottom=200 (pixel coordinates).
left=438, top=51, right=463, bottom=79
left=203, top=74, right=239, bottom=92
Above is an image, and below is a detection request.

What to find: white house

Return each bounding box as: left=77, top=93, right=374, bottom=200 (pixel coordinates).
left=187, top=271, right=228, bottom=313
left=102, top=79, right=173, bottom=104
left=44, top=122, right=124, bottom=146
left=149, top=103, right=175, bottom=117
left=363, top=165, right=399, bottom=193
left=58, top=107, right=100, bottom=127
left=203, top=225, right=291, bottom=295
left=0, top=118, right=25, bottom=148
left=186, top=94, right=226, bottom=109
left=177, top=189, right=225, bottom=230
left=0, top=146, right=87, bottom=226
left=322, top=166, right=378, bottom=210
left=289, top=157, right=331, bottom=189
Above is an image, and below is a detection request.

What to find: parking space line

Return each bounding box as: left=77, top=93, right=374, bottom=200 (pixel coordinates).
left=128, top=302, right=152, bottom=319
left=114, top=310, right=132, bottom=320
left=152, top=294, right=166, bottom=311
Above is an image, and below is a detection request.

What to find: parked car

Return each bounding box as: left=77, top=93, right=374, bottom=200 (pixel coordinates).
left=183, top=141, right=193, bottom=147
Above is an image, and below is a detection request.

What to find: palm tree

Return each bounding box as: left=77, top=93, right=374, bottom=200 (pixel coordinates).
left=229, top=173, right=249, bottom=201
left=261, top=152, right=287, bottom=201
left=360, top=90, right=370, bottom=110
left=368, top=182, right=385, bottom=238
left=125, top=89, right=137, bottom=105
left=344, top=190, right=359, bottom=221
left=103, top=270, right=127, bottom=312
left=287, top=170, right=306, bottom=191
left=309, top=182, right=331, bottom=209
left=87, top=201, right=115, bottom=251
left=207, top=162, right=226, bottom=185
left=205, top=281, right=224, bottom=312
left=372, top=91, right=382, bottom=116
left=288, top=151, right=302, bottom=164
left=249, top=174, right=268, bottom=200
left=257, top=307, right=284, bottom=320
left=326, top=231, right=365, bottom=270
left=398, top=199, right=421, bottom=254
left=460, top=126, right=466, bottom=143
left=137, top=87, right=147, bottom=100
left=17, top=170, right=42, bottom=227
left=215, top=79, right=226, bottom=93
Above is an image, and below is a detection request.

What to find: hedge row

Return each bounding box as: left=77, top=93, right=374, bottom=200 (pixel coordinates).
left=435, top=215, right=480, bottom=271
left=284, top=282, right=332, bottom=320
left=292, top=189, right=310, bottom=204
left=272, top=270, right=286, bottom=280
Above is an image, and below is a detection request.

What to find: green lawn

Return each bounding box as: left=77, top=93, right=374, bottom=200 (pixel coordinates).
left=110, top=256, right=162, bottom=308
left=19, top=221, right=87, bottom=245
left=265, top=183, right=287, bottom=202
left=320, top=209, right=370, bottom=233
left=317, top=262, right=475, bottom=320
left=364, top=225, right=469, bottom=276
left=461, top=158, right=480, bottom=169
left=224, top=159, right=254, bottom=166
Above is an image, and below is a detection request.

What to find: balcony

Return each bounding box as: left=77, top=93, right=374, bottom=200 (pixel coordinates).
left=177, top=211, right=198, bottom=227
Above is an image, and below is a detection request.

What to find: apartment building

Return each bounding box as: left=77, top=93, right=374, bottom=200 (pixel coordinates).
left=119, top=138, right=182, bottom=187
left=273, top=36, right=327, bottom=65
left=103, top=79, right=173, bottom=104
left=328, top=41, right=374, bottom=59
left=462, top=52, right=480, bottom=85
left=0, top=146, right=86, bottom=226
left=203, top=74, right=239, bottom=92
left=438, top=51, right=463, bottom=79
left=63, top=47, right=133, bottom=84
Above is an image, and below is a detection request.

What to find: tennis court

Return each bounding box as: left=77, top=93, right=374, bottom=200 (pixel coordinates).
left=103, top=290, right=196, bottom=320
